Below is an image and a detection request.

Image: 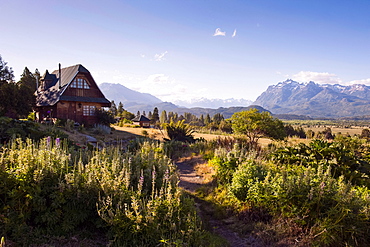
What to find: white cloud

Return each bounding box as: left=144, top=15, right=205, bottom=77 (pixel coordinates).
left=232, top=29, right=237, bottom=38
left=348, top=78, right=370, bottom=85
left=213, top=28, right=226, bottom=36
left=291, top=71, right=342, bottom=84
left=154, top=51, right=168, bottom=61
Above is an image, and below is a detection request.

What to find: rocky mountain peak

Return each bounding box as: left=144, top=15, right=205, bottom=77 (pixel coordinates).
left=254, top=80, right=370, bottom=118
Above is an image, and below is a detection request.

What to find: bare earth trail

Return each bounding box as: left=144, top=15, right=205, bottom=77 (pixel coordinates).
left=176, top=156, right=262, bottom=247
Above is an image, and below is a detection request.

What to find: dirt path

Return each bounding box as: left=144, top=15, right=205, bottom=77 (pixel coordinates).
left=176, top=156, right=262, bottom=247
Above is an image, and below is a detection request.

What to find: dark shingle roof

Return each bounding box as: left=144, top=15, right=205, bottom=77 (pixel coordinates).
left=132, top=115, right=150, bottom=122
left=36, top=64, right=110, bottom=106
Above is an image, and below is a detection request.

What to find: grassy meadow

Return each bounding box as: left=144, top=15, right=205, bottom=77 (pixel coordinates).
left=1, top=117, right=370, bottom=246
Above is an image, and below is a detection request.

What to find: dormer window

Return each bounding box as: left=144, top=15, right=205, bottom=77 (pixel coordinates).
left=71, top=78, right=90, bottom=89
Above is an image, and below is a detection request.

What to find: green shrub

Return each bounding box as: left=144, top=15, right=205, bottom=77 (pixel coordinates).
left=0, top=138, right=210, bottom=246
left=229, top=161, right=370, bottom=246
left=271, top=139, right=370, bottom=186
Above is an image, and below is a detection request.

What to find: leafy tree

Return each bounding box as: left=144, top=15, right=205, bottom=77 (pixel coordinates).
left=231, top=108, right=286, bottom=146
left=212, top=113, right=224, bottom=125
left=122, top=110, right=135, bottom=120
left=160, top=110, right=168, bottom=123
left=0, top=55, right=14, bottom=84
left=360, top=128, right=370, bottom=140
left=323, top=127, right=334, bottom=140
left=95, top=109, right=115, bottom=126
left=167, top=112, right=178, bottom=122
left=0, top=56, right=17, bottom=117
left=0, top=82, right=18, bottom=117
left=306, top=129, right=315, bottom=139
left=219, top=120, right=232, bottom=133
left=285, top=124, right=306, bottom=138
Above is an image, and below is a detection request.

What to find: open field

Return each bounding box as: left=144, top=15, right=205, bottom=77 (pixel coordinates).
left=304, top=126, right=365, bottom=136
left=62, top=124, right=369, bottom=149
left=113, top=125, right=225, bottom=141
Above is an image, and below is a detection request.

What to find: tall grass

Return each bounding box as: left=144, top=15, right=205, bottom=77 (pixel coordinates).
left=0, top=138, right=209, bottom=246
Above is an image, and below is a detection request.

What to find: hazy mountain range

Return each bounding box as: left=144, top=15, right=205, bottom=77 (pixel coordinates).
left=99, top=82, right=256, bottom=118
left=173, top=98, right=253, bottom=108
left=100, top=81, right=370, bottom=119
left=254, top=79, right=370, bottom=118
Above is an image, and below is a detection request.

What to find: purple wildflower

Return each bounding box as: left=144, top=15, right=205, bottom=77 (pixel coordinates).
left=139, top=175, right=144, bottom=187
left=46, top=136, right=51, bottom=147
left=55, top=138, right=60, bottom=147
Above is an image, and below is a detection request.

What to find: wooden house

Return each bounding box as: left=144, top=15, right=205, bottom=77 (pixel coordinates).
left=34, top=64, right=111, bottom=126
left=132, top=115, right=151, bottom=127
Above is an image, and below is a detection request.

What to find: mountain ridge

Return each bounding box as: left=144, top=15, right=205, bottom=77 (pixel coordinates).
left=99, top=82, right=256, bottom=117
left=254, top=80, right=370, bottom=118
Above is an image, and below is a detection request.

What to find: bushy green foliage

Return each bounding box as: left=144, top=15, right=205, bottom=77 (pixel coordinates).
left=0, top=117, right=68, bottom=144
left=210, top=146, right=260, bottom=184
left=230, top=163, right=370, bottom=246
left=231, top=109, right=286, bottom=146
left=95, top=108, right=115, bottom=126
left=0, top=138, right=208, bottom=246
left=210, top=141, right=370, bottom=246
left=164, top=119, right=196, bottom=143
left=272, top=139, right=370, bottom=186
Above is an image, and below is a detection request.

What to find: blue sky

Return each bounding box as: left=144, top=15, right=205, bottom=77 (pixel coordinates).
left=2, top=0, right=370, bottom=103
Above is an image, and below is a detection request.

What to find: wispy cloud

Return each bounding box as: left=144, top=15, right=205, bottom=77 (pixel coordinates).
left=291, top=71, right=342, bottom=84
left=348, top=78, right=370, bottom=86
left=213, top=28, right=226, bottom=36
left=154, top=51, right=168, bottom=61
left=232, top=29, right=237, bottom=38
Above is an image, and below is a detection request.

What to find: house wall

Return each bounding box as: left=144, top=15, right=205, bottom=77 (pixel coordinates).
left=57, top=101, right=80, bottom=123
left=63, top=73, right=105, bottom=98
left=57, top=101, right=103, bottom=126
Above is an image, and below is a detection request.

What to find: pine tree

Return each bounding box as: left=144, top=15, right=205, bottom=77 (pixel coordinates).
left=205, top=114, right=211, bottom=125
left=199, top=114, right=205, bottom=125
left=151, top=107, right=160, bottom=123
left=17, top=67, right=36, bottom=117
left=109, top=100, right=117, bottom=116
left=117, top=102, right=124, bottom=116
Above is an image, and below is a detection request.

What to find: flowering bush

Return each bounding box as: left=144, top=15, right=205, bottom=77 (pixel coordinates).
left=0, top=138, right=208, bottom=246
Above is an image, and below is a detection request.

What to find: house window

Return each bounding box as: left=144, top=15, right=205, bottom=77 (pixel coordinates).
left=83, top=105, right=96, bottom=116
left=71, top=78, right=90, bottom=89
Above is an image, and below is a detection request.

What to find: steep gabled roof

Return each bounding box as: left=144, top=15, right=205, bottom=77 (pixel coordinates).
left=36, top=64, right=110, bottom=106
left=132, top=115, right=151, bottom=122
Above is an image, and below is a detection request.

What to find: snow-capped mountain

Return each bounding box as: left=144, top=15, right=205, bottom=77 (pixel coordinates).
left=254, top=80, right=370, bottom=118
left=173, top=97, right=253, bottom=109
